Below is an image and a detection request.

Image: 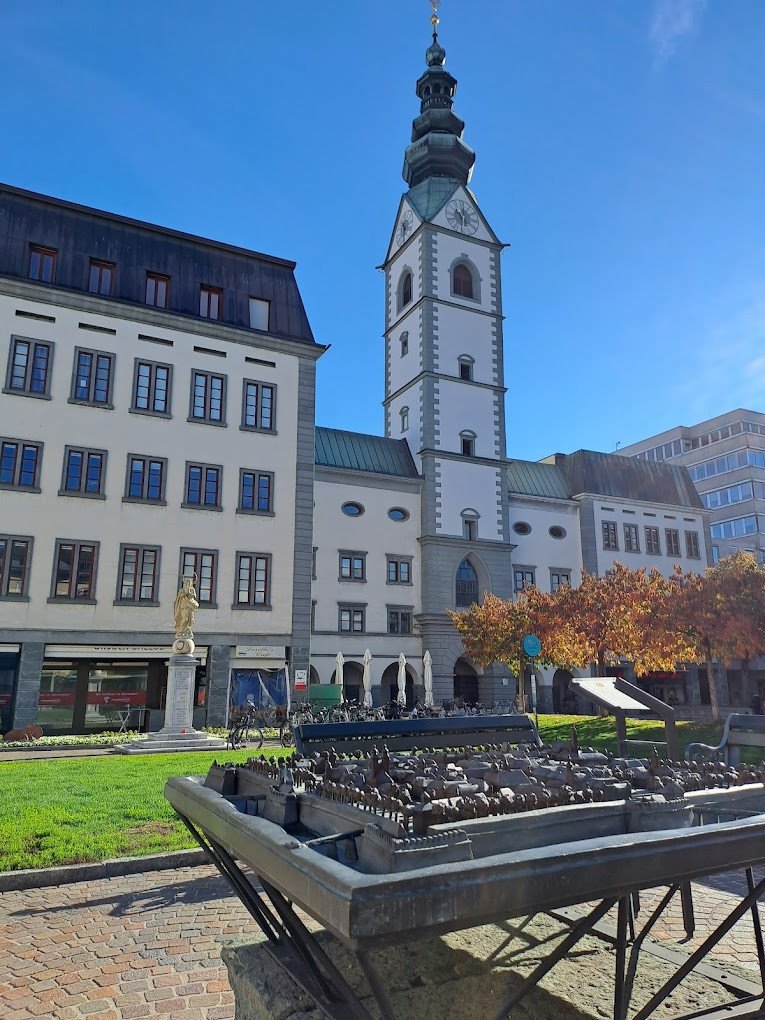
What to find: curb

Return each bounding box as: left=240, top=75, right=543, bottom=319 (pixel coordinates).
left=0, top=847, right=208, bottom=893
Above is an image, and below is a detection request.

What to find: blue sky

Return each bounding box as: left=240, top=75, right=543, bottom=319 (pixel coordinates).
left=2, top=1, right=764, bottom=460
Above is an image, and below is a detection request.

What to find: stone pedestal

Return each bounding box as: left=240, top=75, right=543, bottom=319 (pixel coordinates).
left=115, top=653, right=226, bottom=755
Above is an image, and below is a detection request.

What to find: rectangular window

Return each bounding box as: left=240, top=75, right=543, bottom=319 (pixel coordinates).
left=116, top=545, right=160, bottom=603
left=6, top=337, right=53, bottom=396
left=645, top=526, right=661, bottom=555
left=463, top=519, right=477, bottom=541
left=29, top=245, right=56, bottom=283
left=459, top=361, right=473, bottom=381
left=132, top=359, right=171, bottom=415
left=180, top=549, right=218, bottom=606
left=242, top=380, right=276, bottom=431
left=70, top=348, right=114, bottom=406
left=0, top=536, right=32, bottom=598
left=340, top=553, right=366, bottom=581
left=60, top=447, right=106, bottom=497
left=710, top=515, right=759, bottom=540
left=388, top=608, right=413, bottom=635
left=200, top=285, right=222, bottom=319
left=312, top=546, right=318, bottom=580
left=125, top=455, right=166, bottom=503
left=685, top=531, right=701, bottom=559
left=0, top=438, right=41, bottom=490
left=235, top=553, right=270, bottom=607
left=461, top=436, right=475, bottom=457
left=88, top=260, right=114, bottom=296
left=239, top=470, right=273, bottom=513
left=514, top=569, right=534, bottom=592
left=550, top=571, right=570, bottom=593
left=623, top=524, right=639, bottom=552
left=145, top=273, right=169, bottom=308
left=190, top=370, right=226, bottom=424
left=248, top=297, right=270, bottom=330
left=339, top=606, right=365, bottom=633
left=184, top=463, right=222, bottom=509
left=665, top=529, right=681, bottom=557
left=51, top=540, right=98, bottom=601
left=387, top=557, right=412, bottom=583
left=602, top=521, right=618, bottom=551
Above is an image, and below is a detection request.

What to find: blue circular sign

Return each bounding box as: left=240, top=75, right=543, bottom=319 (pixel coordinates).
left=522, top=634, right=541, bottom=658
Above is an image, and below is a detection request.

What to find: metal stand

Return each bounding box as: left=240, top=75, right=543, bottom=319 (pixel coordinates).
left=178, top=809, right=765, bottom=1020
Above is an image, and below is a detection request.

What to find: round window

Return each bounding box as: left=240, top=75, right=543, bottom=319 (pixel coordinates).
left=513, top=521, right=531, bottom=535
left=388, top=507, right=409, bottom=522
left=549, top=525, right=567, bottom=539
left=341, top=502, right=365, bottom=517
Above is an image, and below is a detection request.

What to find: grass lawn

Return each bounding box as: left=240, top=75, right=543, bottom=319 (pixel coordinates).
left=0, top=716, right=730, bottom=872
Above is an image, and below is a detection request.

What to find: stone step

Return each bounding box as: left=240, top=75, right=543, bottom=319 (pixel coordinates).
left=114, top=736, right=227, bottom=755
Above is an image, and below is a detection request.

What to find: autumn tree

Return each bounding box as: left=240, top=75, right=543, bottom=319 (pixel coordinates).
left=671, top=552, right=765, bottom=721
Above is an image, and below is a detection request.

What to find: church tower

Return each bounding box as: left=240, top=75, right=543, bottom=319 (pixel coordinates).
left=381, top=10, right=514, bottom=704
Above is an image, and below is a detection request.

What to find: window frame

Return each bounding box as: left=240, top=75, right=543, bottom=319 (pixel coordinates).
left=602, top=520, right=619, bottom=551
left=145, top=272, right=170, bottom=309
left=387, top=606, right=413, bottom=635
left=28, top=245, right=57, bottom=284
left=623, top=523, right=640, bottom=553
left=0, top=534, right=33, bottom=600
left=238, top=468, right=275, bottom=515
left=59, top=446, right=107, bottom=499
left=179, top=548, right=218, bottom=608
left=123, top=454, right=168, bottom=505
left=460, top=430, right=476, bottom=457
left=550, top=570, right=570, bottom=593
left=183, top=461, right=223, bottom=511
left=130, top=358, right=173, bottom=418
left=455, top=558, right=480, bottom=607
left=68, top=346, right=115, bottom=408
left=386, top=555, right=413, bottom=585
left=665, top=528, right=681, bottom=558
left=114, top=543, right=161, bottom=606
left=248, top=297, right=270, bottom=331
left=514, top=568, right=535, bottom=593
left=232, top=551, right=272, bottom=610
left=88, top=259, right=115, bottom=296
left=451, top=261, right=477, bottom=300
left=188, top=369, right=227, bottom=426
left=397, top=269, right=413, bottom=312
left=685, top=530, right=701, bottom=560
left=339, top=550, right=367, bottom=583
left=645, top=526, right=661, bottom=556
left=458, top=355, right=474, bottom=381
left=4, top=336, right=54, bottom=399
left=48, top=538, right=99, bottom=603
left=400, top=331, right=409, bottom=357
left=0, top=437, right=43, bottom=492
left=338, top=604, right=366, bottom=634
left=199, top=284, right=223, bottom=320
left=240, top=378, right=276, bottom=433
left=400, top=406, right=409, bottom=433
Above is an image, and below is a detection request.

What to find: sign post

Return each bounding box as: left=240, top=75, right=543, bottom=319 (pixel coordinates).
left=521, top=634, right=542, bottom=727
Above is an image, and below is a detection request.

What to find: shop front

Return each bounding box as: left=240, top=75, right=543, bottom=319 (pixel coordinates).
left=38, top=645, right=208, bottom=734
left=229, top=645, right=287, bottom=716
left=635, top=670, right=689, bottom=706
left=0, top=645, right=19, bottom=732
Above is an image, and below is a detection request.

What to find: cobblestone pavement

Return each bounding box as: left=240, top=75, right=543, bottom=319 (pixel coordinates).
left=1, top=864, right=763, bottom=1019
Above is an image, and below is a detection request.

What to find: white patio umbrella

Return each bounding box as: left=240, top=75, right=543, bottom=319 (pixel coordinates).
left=423, top=651, right=434, bottom=708
left=362, top=649, right=373, bottom=708
left=396, top=652, right=407, bottom=707
left=334, top=651, right=344, bottom=692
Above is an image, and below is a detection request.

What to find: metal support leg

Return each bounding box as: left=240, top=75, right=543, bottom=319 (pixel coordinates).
left=681, top=881, right=696, bottom=939
left=356, top=950, right=397, bottom=1020
left=493, top=898, right=617, bottom=1020
left=632, top=874, right=765, bottom=1020
left=614, top=898, right=629, bottom=1020
left=623, top=884, right=680, bottom=1013
left=746, top=868, right=765, bottom=990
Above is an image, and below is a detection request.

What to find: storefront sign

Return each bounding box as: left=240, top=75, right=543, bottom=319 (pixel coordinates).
left=39, top=691, right=76, bottom=707
left=87, top=692, right=147, bottom=706
left=44, top=645, right=207, bottom=661
left=294, top=669, right=308, bottom=691
left=235, top=646, right=286, bottom=659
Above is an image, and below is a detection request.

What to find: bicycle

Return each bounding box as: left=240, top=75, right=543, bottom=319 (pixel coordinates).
left=226, top=704, right=264, bottom=751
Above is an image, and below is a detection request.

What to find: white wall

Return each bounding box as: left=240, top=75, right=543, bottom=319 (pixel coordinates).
left=0, top=290, right=300, bottom=637
left=590, top=498, right=707, bottom=577
left=508, top=499, right=582, bottom=590
left=437, top=459, right=504, bottom=540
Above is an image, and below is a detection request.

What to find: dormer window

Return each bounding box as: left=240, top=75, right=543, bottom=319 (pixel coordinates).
left=398, top=270, right=413, bottom=312
left=460, top=430, right=476, bottom=457
left=452, top=262, right=474, bottom=299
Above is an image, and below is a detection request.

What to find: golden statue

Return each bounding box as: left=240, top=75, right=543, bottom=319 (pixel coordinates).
left=172, top=576, right=199, bottom=654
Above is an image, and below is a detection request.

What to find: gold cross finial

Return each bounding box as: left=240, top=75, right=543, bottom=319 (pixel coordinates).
left=430, top=0, right=441, bottom=33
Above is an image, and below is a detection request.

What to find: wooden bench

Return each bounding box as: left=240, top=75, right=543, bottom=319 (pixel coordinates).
left=292, top=714, right=542, bottom=756
left=685, top=713, right=765, bottom=765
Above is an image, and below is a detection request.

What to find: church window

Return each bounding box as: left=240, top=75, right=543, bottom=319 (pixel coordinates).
left=400, top=331, right=409, bottom=357
left=461, top=508, right=480, bottom=541
left=400, top=406, right=409, bottom=433
left=398, top=270, right=413, bottom=311
left=455, top=559, right=479, bottom=607
left=452, top=263, right=474, bottom=299
left=388, top=507, right=409, bottom=522
left=341, top=501, right=365, bottom=517
left=513, top=522, right=531, bottom=536
left=458, top=355, right=473, bottom=381
left=460, top=430, right=476, bottom=457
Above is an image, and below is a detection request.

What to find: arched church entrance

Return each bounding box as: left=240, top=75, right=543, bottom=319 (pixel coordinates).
left=453, top=658, right=479, bottom=706
left=381, top=663, right=415, bottom=709
left=331, top=662, right=363, bottom=704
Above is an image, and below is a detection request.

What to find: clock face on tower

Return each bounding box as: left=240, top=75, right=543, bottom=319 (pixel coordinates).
left=445, top=199, right=479, bottom=235
left=396, top=210, right=414, bottom=246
